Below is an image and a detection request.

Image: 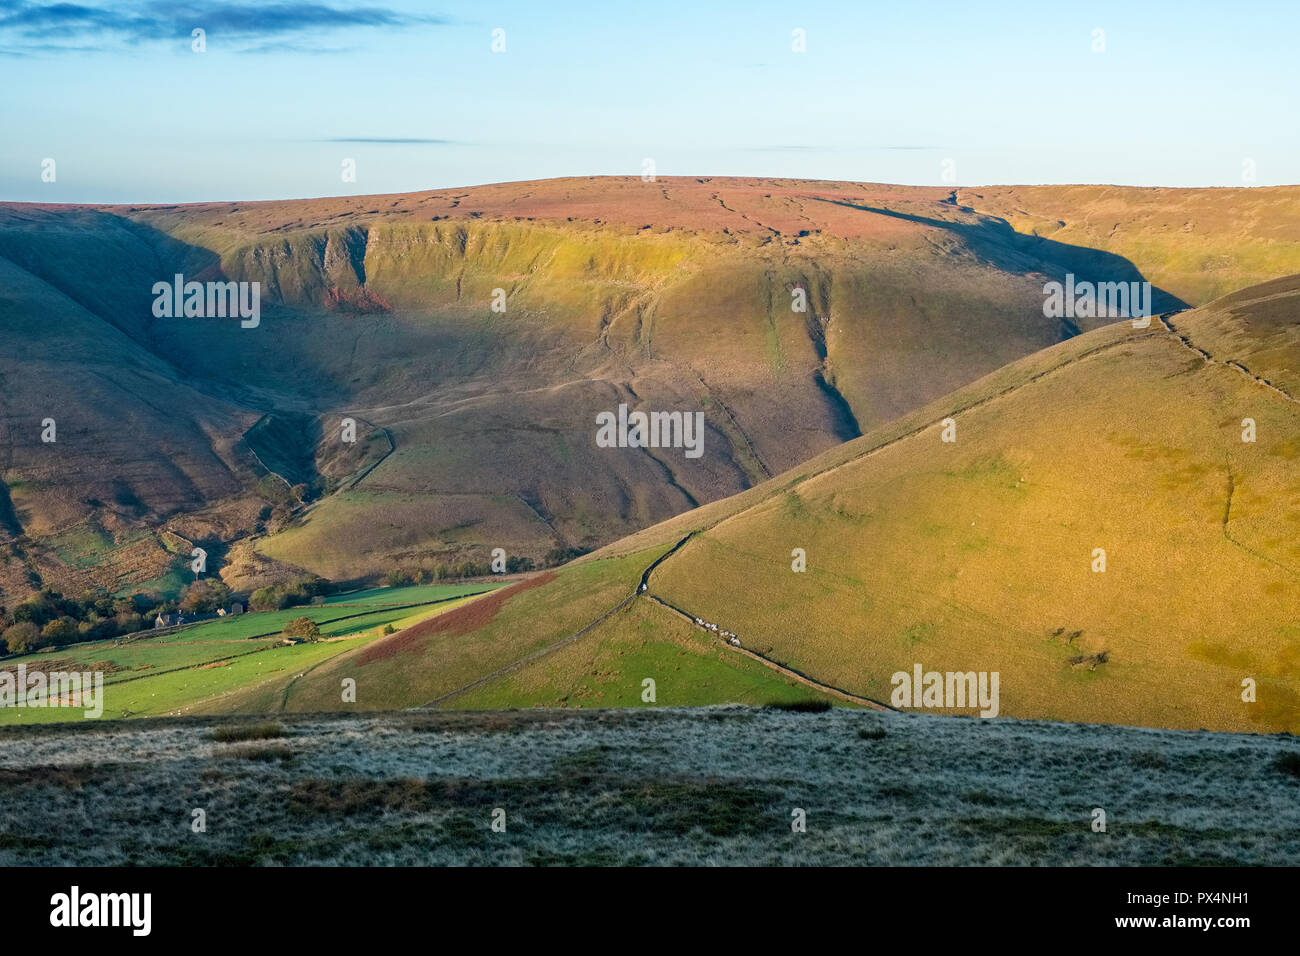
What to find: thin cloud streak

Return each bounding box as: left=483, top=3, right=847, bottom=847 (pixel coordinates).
left=0, top=1, right=447, bottom=53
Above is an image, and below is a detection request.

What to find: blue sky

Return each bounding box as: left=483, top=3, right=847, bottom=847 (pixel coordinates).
left=1, top=0, right=1296, bottom=202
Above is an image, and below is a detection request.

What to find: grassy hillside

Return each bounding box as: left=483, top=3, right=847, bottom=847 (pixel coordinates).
left=262, top=276, right=1300, bottom=733
left=3, top=178, right=1300, bottom=595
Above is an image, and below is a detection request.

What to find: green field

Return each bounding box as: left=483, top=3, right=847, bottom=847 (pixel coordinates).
left=149, top=582, right=500, bottom=644
left=0, top=585, right=500, bottom=724
left=322, top=583, right=499, bottom=607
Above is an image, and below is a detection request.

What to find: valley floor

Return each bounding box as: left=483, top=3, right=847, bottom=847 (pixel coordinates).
left=1, top=707, right=1296, bottom=866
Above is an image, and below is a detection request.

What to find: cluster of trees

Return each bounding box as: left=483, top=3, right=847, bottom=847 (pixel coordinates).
left=381, top=548, right=590, bottom=589
left=0, top=589, right=161, bottom=655
left=249, top=573, right=332, bottom=612
left=383, top=556, right=534, bottom=588
left=0, top=576, right=250, bottom=656
left=544, top=546, right=590, bottom=565
left=178, top=578, right=232, bottom=614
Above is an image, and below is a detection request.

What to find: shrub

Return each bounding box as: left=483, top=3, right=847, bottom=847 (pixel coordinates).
left=544, top=546, right=590, bottom=566
left=1, top=621, right=41, bottom=654
left=211, top=722, right=286, bottom=743
left=764, top=699, right=832, bottom=713
left=1274, top=752, right=1300, bottom=780
left=249, top=586, right=285, bottom=612
left=251, top=574, right=331, bottom=613
left=282, top=617, right=321, bottom=643
left=40, top=618, right=79, bottom=647
left=226, top=743, right=293, bottom=762
left=80, top=617, right=117, bottom=642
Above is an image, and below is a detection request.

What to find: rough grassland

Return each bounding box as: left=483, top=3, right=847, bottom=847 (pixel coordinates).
left=0, top=708, right=1294, bottom=866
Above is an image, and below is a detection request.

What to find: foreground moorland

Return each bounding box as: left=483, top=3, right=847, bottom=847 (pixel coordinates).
left=0, top=708, right=1296, bottom=866
left=243, top=276, right=1300, bottom=733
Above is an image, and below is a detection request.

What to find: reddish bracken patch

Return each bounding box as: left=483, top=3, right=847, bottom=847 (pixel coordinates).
left=327, top=286, right=392, bottom=313
left=357, top=572, right=559, bottom=665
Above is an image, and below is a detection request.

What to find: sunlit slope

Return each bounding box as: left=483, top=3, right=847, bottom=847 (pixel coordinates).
left=0, top=583, right=499, bottom=723
left=1168, top=272, right=1300, bottom=399
left=959, top=185, right=1300, bottom=307
left=380, top=279, right=1300, bottom=732
left=641, top=297, right=1299, bottom=732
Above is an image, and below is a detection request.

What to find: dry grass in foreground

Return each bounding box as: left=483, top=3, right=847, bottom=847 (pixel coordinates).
left=0, top=708, right=1296, bottom=866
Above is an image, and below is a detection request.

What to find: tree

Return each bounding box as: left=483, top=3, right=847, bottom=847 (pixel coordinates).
left=250, top=586, right=286, bottom=612
left=282, top=617, right=321, bottom=643
left=2, top=621, right=40, bottom=654
left=12, top=600, right=44, bottom=625
left=287, top=574, right=328, bottom=601
left=41, top=618, right=79, bottom=647
left=180, top=578, right=232, bottom=614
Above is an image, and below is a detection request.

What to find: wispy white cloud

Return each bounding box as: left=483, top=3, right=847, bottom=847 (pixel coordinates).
left=0, top=1, right=447, bottom=54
